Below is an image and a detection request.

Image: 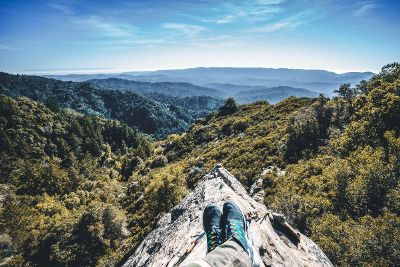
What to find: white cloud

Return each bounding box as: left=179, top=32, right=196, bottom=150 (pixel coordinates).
left=257, top=21, right=294, bottom=32
left=49, top=1, right=137, bottom=39
left=217, top=15, right=237, bottom=24
left=353, top=1, right=377, bottom=17
left=210, top=2, right=283, bottom=25
left=162, top=23, right=206, bottom=38
left=257, top=0, right=286, bottom=4
left=49, top=2, right=73, bottom=15
left=71, top=15, right=137, bottom=38
left=250, top=12, right=312, bottom=33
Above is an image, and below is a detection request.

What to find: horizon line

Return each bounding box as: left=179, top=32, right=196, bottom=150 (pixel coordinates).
left=3, top=65, right=378, bottom=76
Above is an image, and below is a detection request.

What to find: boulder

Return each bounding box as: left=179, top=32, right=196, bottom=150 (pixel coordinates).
left=123, top=165, right=333, bottom=267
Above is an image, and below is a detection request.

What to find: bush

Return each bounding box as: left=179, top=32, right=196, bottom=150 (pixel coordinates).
left=149, top=155, right=168, bottom=168
left=218, top=97, right=238, bottom=116
left=0, top=234, right=13, bottom=259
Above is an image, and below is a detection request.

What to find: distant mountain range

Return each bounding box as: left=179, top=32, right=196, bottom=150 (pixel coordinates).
left=47, top=67, right=374, bottom=96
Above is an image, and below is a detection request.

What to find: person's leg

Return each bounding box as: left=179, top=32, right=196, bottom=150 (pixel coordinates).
left=183, top=239, right=251, bottom=267
left=184, top=201, right=256, bottom=267
left=204, top=238, right=252, bottom=267
left=184, top=259, right=211, bottom=267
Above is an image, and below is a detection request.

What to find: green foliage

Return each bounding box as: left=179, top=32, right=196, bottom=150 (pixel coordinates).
left=284, top=98, right=332, bottom=162
left=143, top=167, right=188, bottom=217
left=334, top=83, right=356, bottom=102
left=11, top=159, right=74, bottom=196
left=264, top=64, right=400, bottom=266
left=0, top=95, right=151, bottom=266
left=149, top=155, right=168, bottom=168
left=218, top=97, right=238, bottom=116
left=311, top=212, right=400, bottom=266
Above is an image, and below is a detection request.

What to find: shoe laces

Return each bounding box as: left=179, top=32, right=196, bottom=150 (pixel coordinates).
left=207, top=226, right=221, bottom=251
left=226, top=221, right=244, bottom=240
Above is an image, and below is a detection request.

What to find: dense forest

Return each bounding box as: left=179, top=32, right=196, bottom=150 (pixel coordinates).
left=0, top=63, right=399, bottom=266
left=90, top=78, right=225, bottom=98
left=89, top=78, right=224, bottom=117
left=0, top=72, right=222, bottom=138
left=234, top=85, right=319, bottom=104
left=0, top=95, right=153, bottom=265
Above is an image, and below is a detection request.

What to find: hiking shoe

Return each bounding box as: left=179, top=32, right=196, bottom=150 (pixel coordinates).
left=221, top=201, right=258, bottom=266
left=203, top=204, right=222, bottom=253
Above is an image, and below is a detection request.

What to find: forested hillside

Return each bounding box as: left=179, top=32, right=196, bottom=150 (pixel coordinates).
left=234, top=85, right=319, bottom=103
left=0, top=95, right=152, bottom=265
left=0, top=63, right=399, bottom=266
left=89, top=78, right=224, bottom=117
left=90, top=78, right=225, bottom=98
left=0, top=73, right=220, bottom=138
left=122, top=63, right=399, bottom=266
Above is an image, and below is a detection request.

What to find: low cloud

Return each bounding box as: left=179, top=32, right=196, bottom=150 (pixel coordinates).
left=250, top=12, right=313, bottom=33
left=49, top=1, right=73, bottom=15
left=162, top=23, right=206, bottom=38
left=212, top=2, right=283, bottom=24
left=257, top=0, right=286, bottom=4
left=353, top=1, right=377, bottom=17
left=71, top=15, right=137, bottom=38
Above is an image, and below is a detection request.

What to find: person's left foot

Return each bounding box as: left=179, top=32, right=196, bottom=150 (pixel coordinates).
left=203, top=204, right=222, bottom=253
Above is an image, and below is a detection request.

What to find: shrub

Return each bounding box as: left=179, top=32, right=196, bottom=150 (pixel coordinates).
left=218, top=97, right=238, bottom=116
left=149, top=155, right=168, bottom=168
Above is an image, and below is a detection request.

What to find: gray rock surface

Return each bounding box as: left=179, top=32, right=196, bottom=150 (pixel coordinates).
left=123, top=165, right=333, bottom=267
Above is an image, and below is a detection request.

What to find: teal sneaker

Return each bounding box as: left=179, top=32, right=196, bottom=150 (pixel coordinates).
left=221, top=201, right=259, bottom=266
left=203, top=204, right=222, bottom=253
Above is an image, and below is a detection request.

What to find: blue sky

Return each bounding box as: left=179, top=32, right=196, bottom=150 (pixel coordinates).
left=0, top=0, right=399, bottom=73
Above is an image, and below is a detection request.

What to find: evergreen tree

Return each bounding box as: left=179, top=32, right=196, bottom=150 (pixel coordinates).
left=218, top=97, right=238, bottom=116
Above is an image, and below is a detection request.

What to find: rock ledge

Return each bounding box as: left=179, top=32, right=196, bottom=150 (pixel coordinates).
left=123, top=165, right=333, bottom=267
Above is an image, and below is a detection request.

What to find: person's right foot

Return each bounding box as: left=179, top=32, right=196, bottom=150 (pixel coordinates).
left=203, top=204, right=222, bottom=253
left=221, top=201, right=258, bottom=266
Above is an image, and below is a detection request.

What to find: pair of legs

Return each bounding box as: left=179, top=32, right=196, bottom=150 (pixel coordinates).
left=184, top=201, right=258, bottom=267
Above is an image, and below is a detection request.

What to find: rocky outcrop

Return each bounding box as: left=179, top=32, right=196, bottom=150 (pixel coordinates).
left=123, top=165, right=333, bottom=267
